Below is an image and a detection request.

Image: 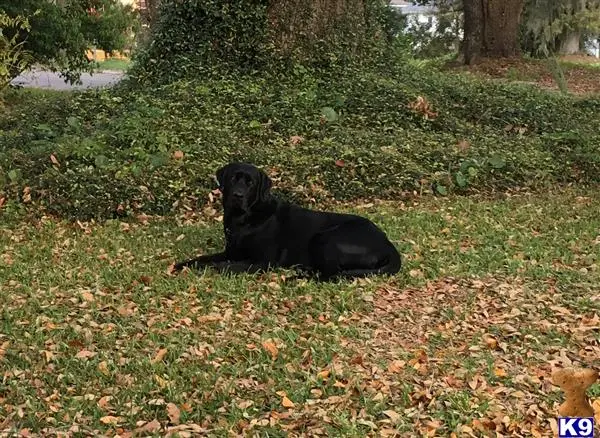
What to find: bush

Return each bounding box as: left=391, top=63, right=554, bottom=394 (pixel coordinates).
left=1, top=62, right=599, bottom=220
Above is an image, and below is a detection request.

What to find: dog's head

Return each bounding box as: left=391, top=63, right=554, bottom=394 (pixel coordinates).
left=216, top=162, right=272, bottom=213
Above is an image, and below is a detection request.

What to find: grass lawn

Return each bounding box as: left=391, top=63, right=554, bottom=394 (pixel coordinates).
left=1, top=187, right=599, bottom=436
left=95, top=58, right=131, bottom=72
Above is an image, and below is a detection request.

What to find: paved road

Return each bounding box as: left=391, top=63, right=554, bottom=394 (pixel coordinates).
left=11, top=70, right=125, bottom=90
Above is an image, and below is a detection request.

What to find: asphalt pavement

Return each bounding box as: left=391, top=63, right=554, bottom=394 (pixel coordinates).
left=11, top=69, right=125, bottom=90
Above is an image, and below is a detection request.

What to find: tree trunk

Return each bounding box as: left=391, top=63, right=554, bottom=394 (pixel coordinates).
left=559, top=31, right=581, bottom=55
left=463, top=0, right=526, bottom=64
left=463, top=0, right=483, bottom=65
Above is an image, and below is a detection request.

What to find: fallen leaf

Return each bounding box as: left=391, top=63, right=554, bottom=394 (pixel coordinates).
left=167, top=402, right=181, bottom=424
left=494, top=367, right=508, bottom=377
left=151, top=348, right=168, bottom=364
left=173, top=150, right=184, bottom=160
left=317, top=369, right=330, bottom=379
left=238, top=400, right=254, bottom=409
left=282, top=396, right=295, bottom=408
left=22, top=187, right=31, bottom=203
left=98, top=361, right=110, bottom=376
left=0, top=341, right=10, bottom=361
left=382, top=410, right=401, bottom=423
left=99, top=415, right=121, bottom=425
left=75, top=349, right=96, bottom=359
left=50, top=154, right=60, bottom=166
left=457, top=139, right=470, bottom=152
left=98, top=395, right=112, bottom=410
left=134, top=419, right=161, bottom=434
left=483, top=334, right=498, bottom=350
left=335, top=159, right=345, bottom=167
left=166, top=263, right=177, bottom=275
left=289, top=135, right=305, bottom=146
left=350, top=355, right=363, bottom=365
left=262, top=340, right=279, bottom=360
left=409, top=269, right=424, bottom=278
left=81, top=291, right=94, bottom=302
left=43, top=350, right=54, bottom=362
left=388, top=360, right=406, bottom=373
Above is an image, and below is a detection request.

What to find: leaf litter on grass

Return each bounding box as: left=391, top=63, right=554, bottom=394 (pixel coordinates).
left=1, top=188, right=600, bottom=436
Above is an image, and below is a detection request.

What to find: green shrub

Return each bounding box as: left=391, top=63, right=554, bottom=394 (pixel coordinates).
left=1, top=63, right=599, bottom=220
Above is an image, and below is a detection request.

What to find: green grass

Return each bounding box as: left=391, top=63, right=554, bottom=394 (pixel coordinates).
left=95, top=58, right=131, bottom=72
left=1, top=187, right=599, bottom=436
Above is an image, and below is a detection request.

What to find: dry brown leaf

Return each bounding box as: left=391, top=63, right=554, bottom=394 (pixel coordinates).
left=281, top=396, right=295, bottom=408
left=42, top=350, right=54, bottom=362
left=238, top=400, right=254, bottom=409
left=494, top=367, right=508, bottom=377
left=134, top=419, right=161, bottom=434
left=99, top=415, right=121, bottom=425
left=317, top=369, right=330, bottom=379
left=408, top=96, right=438, bottom=120
left=50, top=154, right=60, bottom=166
left=289, top=135, right=305, bottom=146
left=98, top=361, right=110, bottom=376
left=382, top=410, right=400, bottom=423
left=166, top=263, right=177, bottom=275
left=22, top=187, right=31, bottom=203
left=262, top=340, right=279, bottom=360
left=0, top=341, right=9, bottom=361
left=75, top=349, right=96, bottom=359
left=151, top=348, right=168, bottom=364
left=98, top=395, right=112, bottom=410
left=173, top=150, right=184, bottom=159
left=81, top=291, right=94, bottom=302
left=167, top=402, right=181, bottom=424
left=483, top=334, right=498, bottom=349
left=457, top=139, right=470, bottom=152
left=349, top=355, right=363, bottom=365
left=409, top=269, right=424, bottom=278
left=335, top=159, right=345, bottom=167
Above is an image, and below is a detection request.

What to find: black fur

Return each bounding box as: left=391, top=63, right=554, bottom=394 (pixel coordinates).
left=174, top=162, right=401, bottom=281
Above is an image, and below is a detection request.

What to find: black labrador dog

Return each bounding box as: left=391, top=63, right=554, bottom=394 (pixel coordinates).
left=174, top=163, right=401, bottom=281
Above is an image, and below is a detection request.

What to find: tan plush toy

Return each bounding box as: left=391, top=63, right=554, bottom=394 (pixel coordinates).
left=552, top=367, right=598, bottom=417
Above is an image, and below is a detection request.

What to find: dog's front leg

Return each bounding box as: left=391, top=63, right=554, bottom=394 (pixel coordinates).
left=173, top=252, right=228, bottom=272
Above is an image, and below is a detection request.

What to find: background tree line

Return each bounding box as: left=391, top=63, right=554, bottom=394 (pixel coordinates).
left=1, top=0, right=599, bottom=89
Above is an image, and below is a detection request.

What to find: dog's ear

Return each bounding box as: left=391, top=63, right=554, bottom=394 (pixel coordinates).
left=257, top=169, right=272, bottom=202
left=216, top=164, right=231, bottom=190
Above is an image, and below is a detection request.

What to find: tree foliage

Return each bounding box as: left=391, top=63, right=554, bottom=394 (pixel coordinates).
left=522, top=0, right=600, bottom=56
left=413, top=0, right=600, bottom=58
left=0, top=12, right=34, bottom=90
left=0, top=0, right=138, bottom=84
